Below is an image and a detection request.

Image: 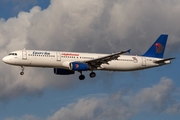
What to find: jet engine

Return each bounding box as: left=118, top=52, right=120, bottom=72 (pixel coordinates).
left=54, top=68, right=75, bottom=75
left=70, top=62, right=90, bottom=71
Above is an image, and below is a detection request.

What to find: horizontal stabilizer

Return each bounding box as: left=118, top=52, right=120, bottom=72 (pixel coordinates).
left=154, top=58, right=175, bottom=64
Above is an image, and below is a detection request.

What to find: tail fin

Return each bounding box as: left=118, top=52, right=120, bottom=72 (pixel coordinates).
left=142, top=34, right=168, bottom=58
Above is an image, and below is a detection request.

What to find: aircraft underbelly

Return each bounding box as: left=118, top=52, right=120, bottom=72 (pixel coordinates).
left=102, top=61, right=143, bottom=71
left=17, top=58, right=61, bottom=67
left=31, top=61, right=62, bottom=67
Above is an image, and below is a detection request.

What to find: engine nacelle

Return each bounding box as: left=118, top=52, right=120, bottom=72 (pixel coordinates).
left=70, top=62, right=90, bottom=71
left=54, top=68, right=75, bottom=75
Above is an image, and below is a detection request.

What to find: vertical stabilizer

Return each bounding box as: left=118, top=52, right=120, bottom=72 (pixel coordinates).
left=143, top=34, right=168, bottom=58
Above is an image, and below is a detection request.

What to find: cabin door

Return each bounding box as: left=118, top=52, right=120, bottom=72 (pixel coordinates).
left=22, top=50, right=27, bottom=60
left=142, top=57, right=146, bottom=66
left=56, top=53, right=61, bottom=61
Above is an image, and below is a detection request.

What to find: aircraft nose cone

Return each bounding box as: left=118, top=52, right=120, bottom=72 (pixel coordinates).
left=2, top=56, right=8, bottom=63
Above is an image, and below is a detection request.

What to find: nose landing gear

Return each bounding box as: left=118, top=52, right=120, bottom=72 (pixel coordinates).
left=20, top=66, right=24, bottom=75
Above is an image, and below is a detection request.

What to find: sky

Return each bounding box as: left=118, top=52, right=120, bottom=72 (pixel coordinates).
left=0, top=0, right=180, bottom=120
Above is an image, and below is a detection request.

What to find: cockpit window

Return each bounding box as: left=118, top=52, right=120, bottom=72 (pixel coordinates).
left=8, top=53, right=17, bottom=56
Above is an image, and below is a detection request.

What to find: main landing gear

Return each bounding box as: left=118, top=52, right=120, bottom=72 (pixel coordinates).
left=89, top=72, right=96, bottom=78
left=20, top=66, right=24, bottom=75
left=79, top=74, right=85, bottom=80
left=79, top=71, right=85, bottom=80
left=78, top=71, right=96, bottom=80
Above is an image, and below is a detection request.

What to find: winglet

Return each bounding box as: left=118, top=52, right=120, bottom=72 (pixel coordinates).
left=127, top=49, right=131, bottom=53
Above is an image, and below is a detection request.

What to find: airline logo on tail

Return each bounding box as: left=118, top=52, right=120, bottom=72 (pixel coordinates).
left=143, top=34, right=168, bottom=58
left=155, top=43, right=164, bottom=54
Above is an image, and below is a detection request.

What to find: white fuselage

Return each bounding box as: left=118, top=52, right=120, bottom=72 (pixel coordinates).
left=2, top=50, right=169, bottom=71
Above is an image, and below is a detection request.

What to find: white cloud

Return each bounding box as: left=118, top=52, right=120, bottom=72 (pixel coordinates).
left=166, top=104, right=180, bottom=114
left=0, top=0, right=180, bottom=100
left=46, top=78, right=178, bottom=120
left=4, top=78, right=180, bottom=120
left=132, top=77, right=175, bottom=112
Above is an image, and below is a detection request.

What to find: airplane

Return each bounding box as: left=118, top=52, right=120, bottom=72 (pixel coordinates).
left=2, top=34, right=174, bottom=80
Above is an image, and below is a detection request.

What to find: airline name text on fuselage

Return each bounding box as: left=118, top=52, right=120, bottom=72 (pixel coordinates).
left=62, top=53, right=79, bottom=56
left=32, top=51, right=50, bottom=55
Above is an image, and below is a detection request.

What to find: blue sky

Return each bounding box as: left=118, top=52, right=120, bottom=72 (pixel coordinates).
left=0, top=0, right=180, bottom=120
left=0, top=0, right=50, bottom=20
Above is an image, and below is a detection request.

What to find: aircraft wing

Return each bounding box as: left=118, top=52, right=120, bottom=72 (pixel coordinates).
left=85, top=49, right=131, bottom=68
left=154, top=58, right=175, bottom=64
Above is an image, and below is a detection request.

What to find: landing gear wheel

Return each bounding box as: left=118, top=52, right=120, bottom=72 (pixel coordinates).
left=89, top=72, right=96, bottom=78
left=20, top=72, right=24, bottom=75
left=79, top=75, right=85, bottom=80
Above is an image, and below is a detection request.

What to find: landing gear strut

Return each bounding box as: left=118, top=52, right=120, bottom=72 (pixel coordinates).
left=79, top=71, right=85, bottom=80
left=89, top=71, right=96, bottom=78
left=20, top=66, right=24, bottom=75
